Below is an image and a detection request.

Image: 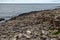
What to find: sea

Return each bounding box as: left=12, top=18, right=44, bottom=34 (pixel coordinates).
left=0, top=3, right=60, bottom=23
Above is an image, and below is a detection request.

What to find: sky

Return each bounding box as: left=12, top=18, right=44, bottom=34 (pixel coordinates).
left=0, top=0, right=60, bottom=3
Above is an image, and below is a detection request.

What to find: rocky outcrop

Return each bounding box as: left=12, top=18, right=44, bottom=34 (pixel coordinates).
left=0, top=8, right=60, bottom=40
left=0, top=18, right=5, bottom=21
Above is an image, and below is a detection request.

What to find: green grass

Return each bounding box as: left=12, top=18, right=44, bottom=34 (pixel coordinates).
left=53, top=29, right=60, bottom=35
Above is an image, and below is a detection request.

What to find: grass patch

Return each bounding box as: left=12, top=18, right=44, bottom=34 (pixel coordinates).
left=52, top=29, right=60, bottom=35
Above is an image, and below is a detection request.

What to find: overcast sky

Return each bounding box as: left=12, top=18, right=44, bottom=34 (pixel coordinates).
left=0, top=0, right=60, bottom=3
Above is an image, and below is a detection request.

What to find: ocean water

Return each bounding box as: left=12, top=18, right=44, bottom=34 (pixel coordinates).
left=0, top=3, right=60, bottom=22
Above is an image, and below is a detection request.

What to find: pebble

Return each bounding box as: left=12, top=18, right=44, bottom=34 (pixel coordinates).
left=26, top=30, right=31, bottom=35
left=24, top=34, right=31, bottom=38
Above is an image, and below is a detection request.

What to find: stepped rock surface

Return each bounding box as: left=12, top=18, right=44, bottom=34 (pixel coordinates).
left=0, top=8, right=60, bottom=40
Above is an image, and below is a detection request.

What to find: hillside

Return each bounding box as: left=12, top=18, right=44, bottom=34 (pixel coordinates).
left=0, top=8, right=60, bottom=40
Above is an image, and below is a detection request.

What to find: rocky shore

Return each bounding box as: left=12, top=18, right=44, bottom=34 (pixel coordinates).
left=0, top=8, right=60, bottom=40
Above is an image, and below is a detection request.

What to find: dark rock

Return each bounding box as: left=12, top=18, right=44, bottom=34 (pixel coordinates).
left=0, top=18, right=5, bottom=21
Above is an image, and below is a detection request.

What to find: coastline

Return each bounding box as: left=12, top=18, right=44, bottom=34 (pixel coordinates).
left=0, top=8, right=60, bottom=40
left=5, top=8, right=56, bottom=21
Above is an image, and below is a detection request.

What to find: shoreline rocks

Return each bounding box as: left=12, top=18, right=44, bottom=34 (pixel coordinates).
left=0, top=18, right=5, bottom=21
left=0, top=8, right=60, bottom=40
